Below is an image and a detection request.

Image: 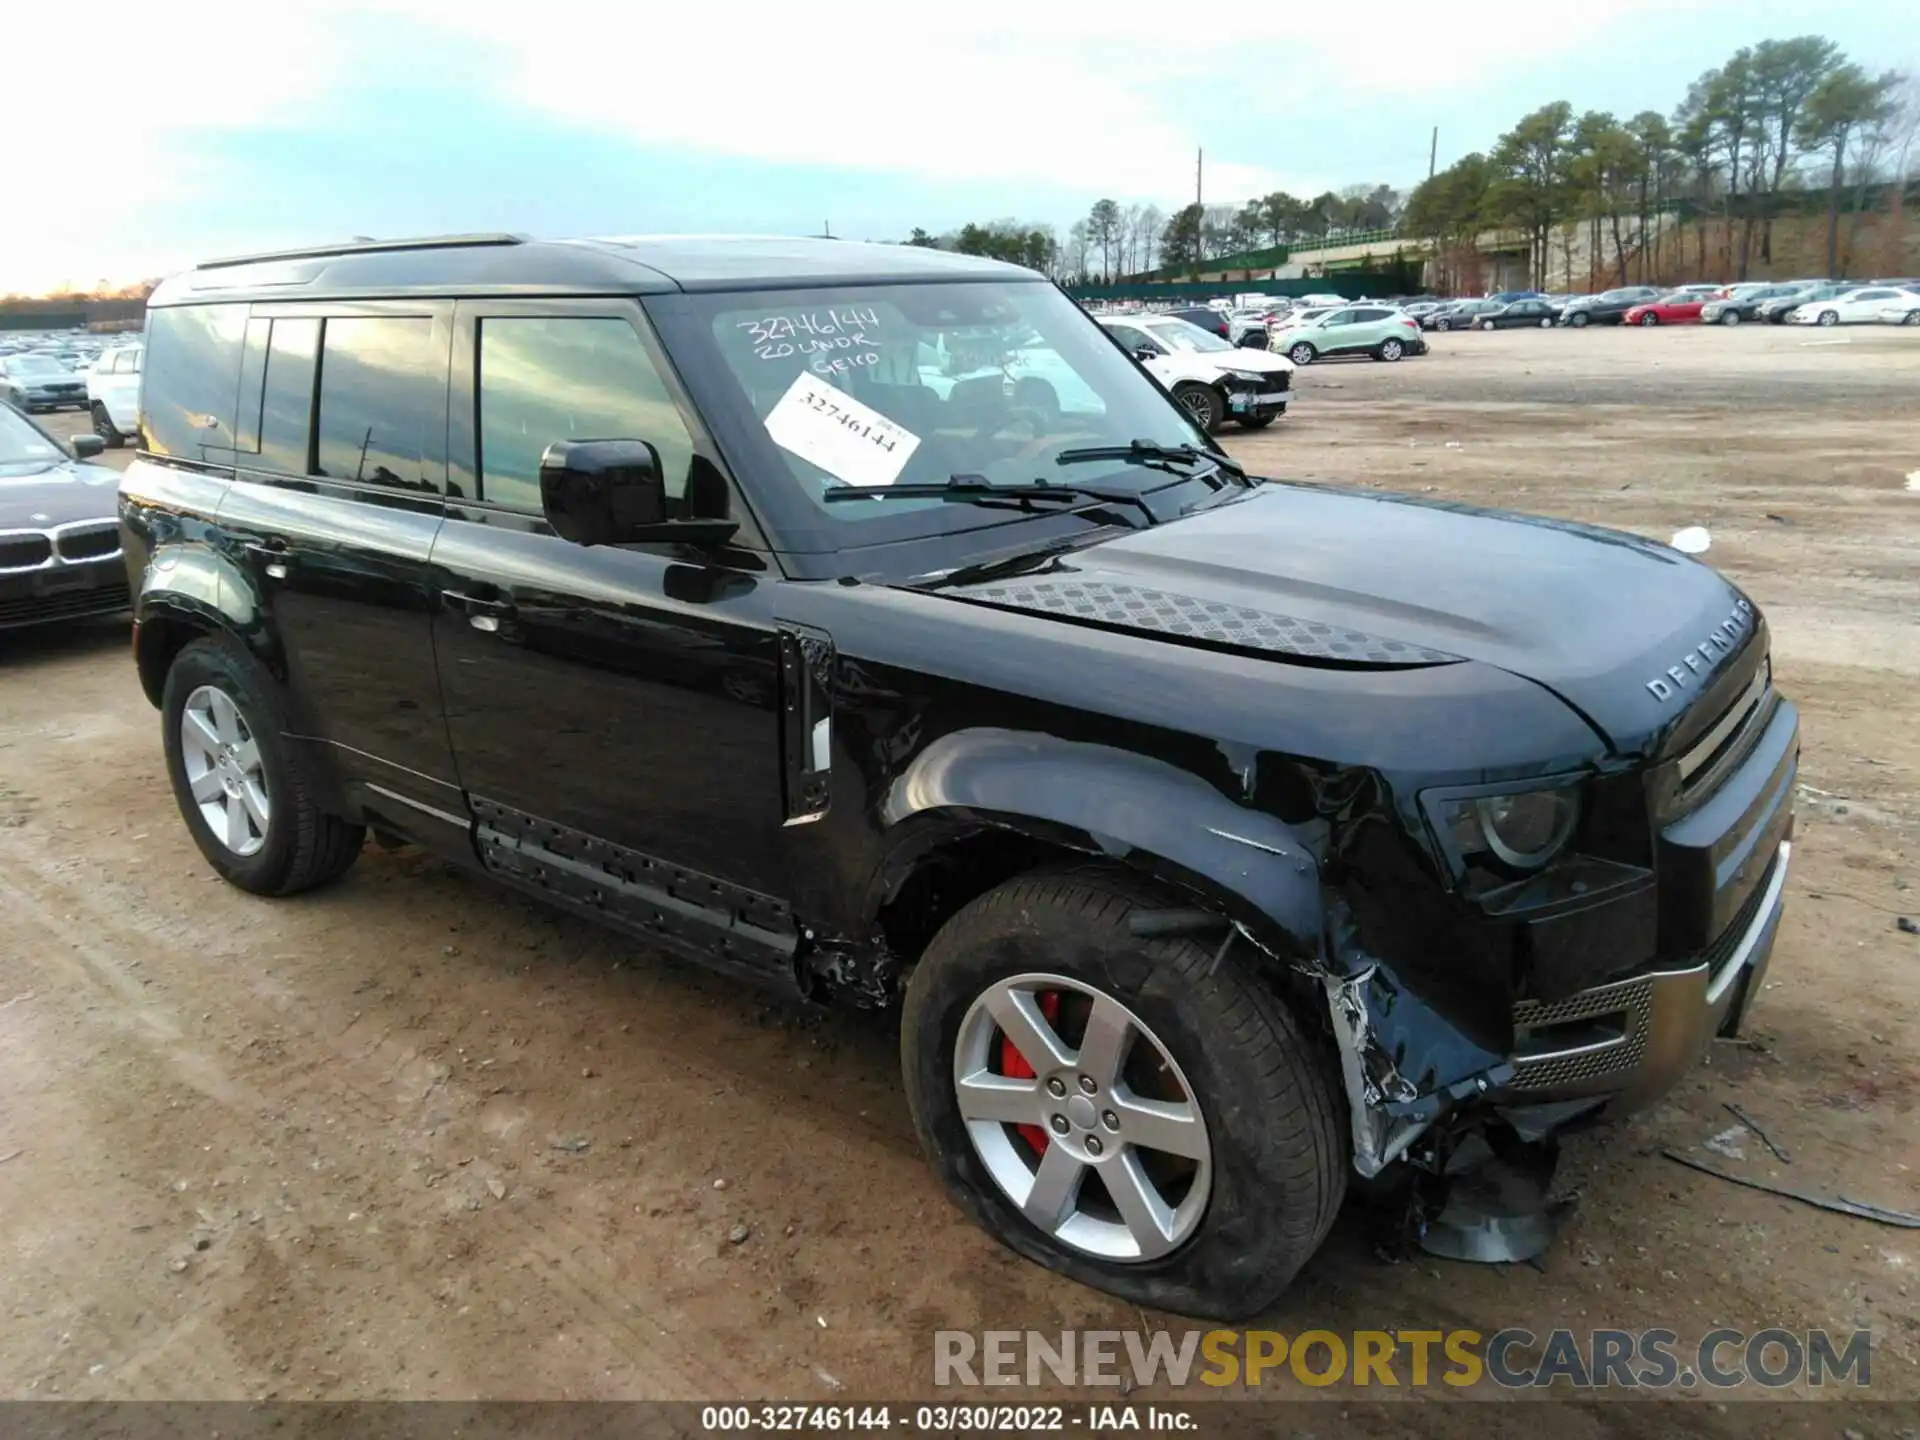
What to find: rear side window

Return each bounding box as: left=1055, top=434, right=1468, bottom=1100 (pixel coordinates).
left=139, top=304, right=248, bottom=459
left=314, top=316, right=437, bottom=491
left=233, top=317, right=321, bottom=476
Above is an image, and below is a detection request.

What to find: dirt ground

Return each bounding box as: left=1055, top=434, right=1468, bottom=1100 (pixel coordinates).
left=2, top=325, right=1917, bottom=1421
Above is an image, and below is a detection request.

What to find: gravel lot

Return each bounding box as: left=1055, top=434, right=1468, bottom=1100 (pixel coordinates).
left=2, top=325, right=1917, bottom=1420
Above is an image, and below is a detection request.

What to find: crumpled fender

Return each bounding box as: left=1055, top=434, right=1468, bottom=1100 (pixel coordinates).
left=879, top=726, right=1321, bottom=955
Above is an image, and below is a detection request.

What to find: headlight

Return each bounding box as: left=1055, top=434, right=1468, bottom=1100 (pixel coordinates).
left=1430, top=785, right=1582, bottom=873
left=1223, top=369, right=1272, bottom=384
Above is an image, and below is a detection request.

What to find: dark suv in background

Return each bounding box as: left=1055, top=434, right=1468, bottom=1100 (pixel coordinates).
left=121, top=233, right=1797, bottom=1319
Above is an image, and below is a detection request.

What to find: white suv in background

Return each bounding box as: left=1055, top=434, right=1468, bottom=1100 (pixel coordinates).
left=1098, top=314, right=1295, bottom=432
left=87, top=342, right=143, bottom=447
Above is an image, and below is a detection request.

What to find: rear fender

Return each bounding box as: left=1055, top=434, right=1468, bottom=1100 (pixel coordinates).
left=132, top=541, right=348, bottom=814
left=878, top=727, right=1321, bottom=956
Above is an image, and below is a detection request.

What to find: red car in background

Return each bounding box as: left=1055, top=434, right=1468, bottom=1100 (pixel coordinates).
left=1622, top=294, right=1708, bottom=326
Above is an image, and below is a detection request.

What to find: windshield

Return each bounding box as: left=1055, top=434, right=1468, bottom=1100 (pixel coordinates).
left=689, top=280, right=1209, bottom=534
left=1142, top=319, right=1236, bottom=354
left=0, top=405, right=68, bottom=466
left=8, top=355, right=67, bottom=377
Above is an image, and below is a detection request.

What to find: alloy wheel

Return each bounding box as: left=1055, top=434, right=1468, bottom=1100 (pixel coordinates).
left=1818, top=311, right=1838, bottom=326
left=179, top=684, right=271, bottom=857
left=953, top=973, right=1212, bottom=1263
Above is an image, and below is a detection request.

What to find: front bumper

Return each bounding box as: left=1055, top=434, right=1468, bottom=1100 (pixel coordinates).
left=0, top=525, right=130, bottom=629
left=18, top=388, right=88, bottom=409
left=1498, top=838, right=1788, bottom=1112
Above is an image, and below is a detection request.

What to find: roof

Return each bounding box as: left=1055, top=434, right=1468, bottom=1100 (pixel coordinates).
left=147, top=233, right=1038, bottom=307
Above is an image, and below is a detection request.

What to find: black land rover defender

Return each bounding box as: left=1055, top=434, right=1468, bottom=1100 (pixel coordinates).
left=120, top=233, right=1797, bottom=1319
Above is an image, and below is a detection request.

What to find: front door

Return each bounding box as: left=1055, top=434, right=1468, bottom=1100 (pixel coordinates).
left=429, top=300, right=796, bottom=986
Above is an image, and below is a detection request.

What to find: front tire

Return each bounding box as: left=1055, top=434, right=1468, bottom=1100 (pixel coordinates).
left=161, top=636, right=365, bottom=895
left=1287, top=341, right=1316, bottom=366
left=90, top=402, right=125, bottom=448
left=1818, top=310, right=1839, bottom=327
left=1639, top=312, right=1660, bottom=326
left=901, top=866, right=1347, bottom=1320
left=1170, top=382, right=1223, bottom=433
left=1539, top=316, right=1552, bottom=328
left=1569, top=311, right=1590, bottom=327
left=1904, top=311, right=1920, bottom=327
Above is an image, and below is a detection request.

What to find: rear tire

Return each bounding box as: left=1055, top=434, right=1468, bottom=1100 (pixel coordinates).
left=161, top=636, right=365, bottom=896
left=1433, top=318, right=1452, bottom=331
left=1480, top=319, right=1495, bottom=331
left=1170, top=382, right=1223, bottom=433
left=901, top=866, right=1347, bottom=1320
left=1376, top=338, right=1405, bottom=361
left=1720, top=310, right=1742, bottom=326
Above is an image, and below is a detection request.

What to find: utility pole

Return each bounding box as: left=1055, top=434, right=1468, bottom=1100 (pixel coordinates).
left=1195, top=149, right=1203, bottom=211
left=1429, top=127, right=1438, bottom=181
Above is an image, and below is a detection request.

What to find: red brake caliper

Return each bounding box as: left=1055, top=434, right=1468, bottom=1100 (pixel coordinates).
left=1001, top=990, right=1060, bottom=1156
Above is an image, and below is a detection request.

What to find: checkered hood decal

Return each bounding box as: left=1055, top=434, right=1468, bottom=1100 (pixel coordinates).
left=959, top=579, right=1459, bottom=665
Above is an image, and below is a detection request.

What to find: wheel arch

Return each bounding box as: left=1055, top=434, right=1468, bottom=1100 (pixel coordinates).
left=870, top=728, right=1323, bottom=971
left=134, top=551, right=351, bottom=815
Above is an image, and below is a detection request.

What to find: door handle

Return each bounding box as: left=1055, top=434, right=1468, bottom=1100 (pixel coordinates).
left=244, top=539, right=291, bottom=579
left=442, top=589, right=516, bottom=633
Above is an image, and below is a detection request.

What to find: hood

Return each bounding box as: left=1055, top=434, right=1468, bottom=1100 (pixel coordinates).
left=944, top=483, right=1757, bottom=750
left=1186, top=348, right=1294, bottom=375
left=0, top=460, right=123, bottom=528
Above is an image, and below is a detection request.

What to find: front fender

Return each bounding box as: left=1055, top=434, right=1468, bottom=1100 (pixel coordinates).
left=880, top=727, right=1321, bottom=956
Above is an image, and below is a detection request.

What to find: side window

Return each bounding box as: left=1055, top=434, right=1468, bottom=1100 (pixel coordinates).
left=236, top=318, right=321, bottom=477
left=476, top=316, right=695, bottom=514
left=1106, top=324, right=1156, bottom=353
left=139, top=303, right=248, bottom=459
left=1324, top=310, right=1355, bottom=327
left=314, top=316, right=437, bottom=491
left=1353, top=308, right=1389, bottom=322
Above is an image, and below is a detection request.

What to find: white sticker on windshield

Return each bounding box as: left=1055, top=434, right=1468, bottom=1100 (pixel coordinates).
left=763, top=371, right=920, bottom=489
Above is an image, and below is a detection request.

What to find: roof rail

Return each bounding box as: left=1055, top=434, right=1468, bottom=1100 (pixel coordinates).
left=196, top=233, right=529, bottom=271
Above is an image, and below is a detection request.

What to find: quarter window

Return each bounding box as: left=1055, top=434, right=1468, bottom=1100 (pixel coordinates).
left=314, top=316, right=437, bottom=491
left=138, top=304, right=248, bottom=459
left=476, top=316, right=695, bottom=513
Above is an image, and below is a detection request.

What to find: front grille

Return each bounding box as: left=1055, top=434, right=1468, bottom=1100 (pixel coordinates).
left=1677, top=657, right=1771, bottom=794
left=0, top=579, right=130, bottom=626
left=0, top=533, right=54, bottom=571
left=54, top=524, right=121, bottom=562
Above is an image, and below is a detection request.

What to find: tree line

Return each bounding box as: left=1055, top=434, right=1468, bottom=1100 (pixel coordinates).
left=1403, top=37, right=1917, bottom=290
left=902, top=35, right=1915, bottom=289
left=903, top=183, right=1405, bottom=284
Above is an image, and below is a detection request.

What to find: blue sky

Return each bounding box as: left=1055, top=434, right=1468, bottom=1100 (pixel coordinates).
left=10, top=0, right=1914, bottom=293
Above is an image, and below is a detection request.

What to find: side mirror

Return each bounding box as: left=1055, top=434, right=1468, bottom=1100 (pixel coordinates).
left=1132, top=346, right=1158, bottom=363
left=71, top=433, right=105, bottom=460
left=538, top=438, right=737, bottom=549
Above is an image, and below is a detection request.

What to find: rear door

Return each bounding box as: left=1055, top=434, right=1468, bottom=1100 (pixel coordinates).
left=214, top=302, right=463, bottom=850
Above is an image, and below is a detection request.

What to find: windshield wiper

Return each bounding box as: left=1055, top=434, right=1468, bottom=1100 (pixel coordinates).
left=821, top=474, right=1160, bottom=525
left=1054, top=439, right=1248, bottom=485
